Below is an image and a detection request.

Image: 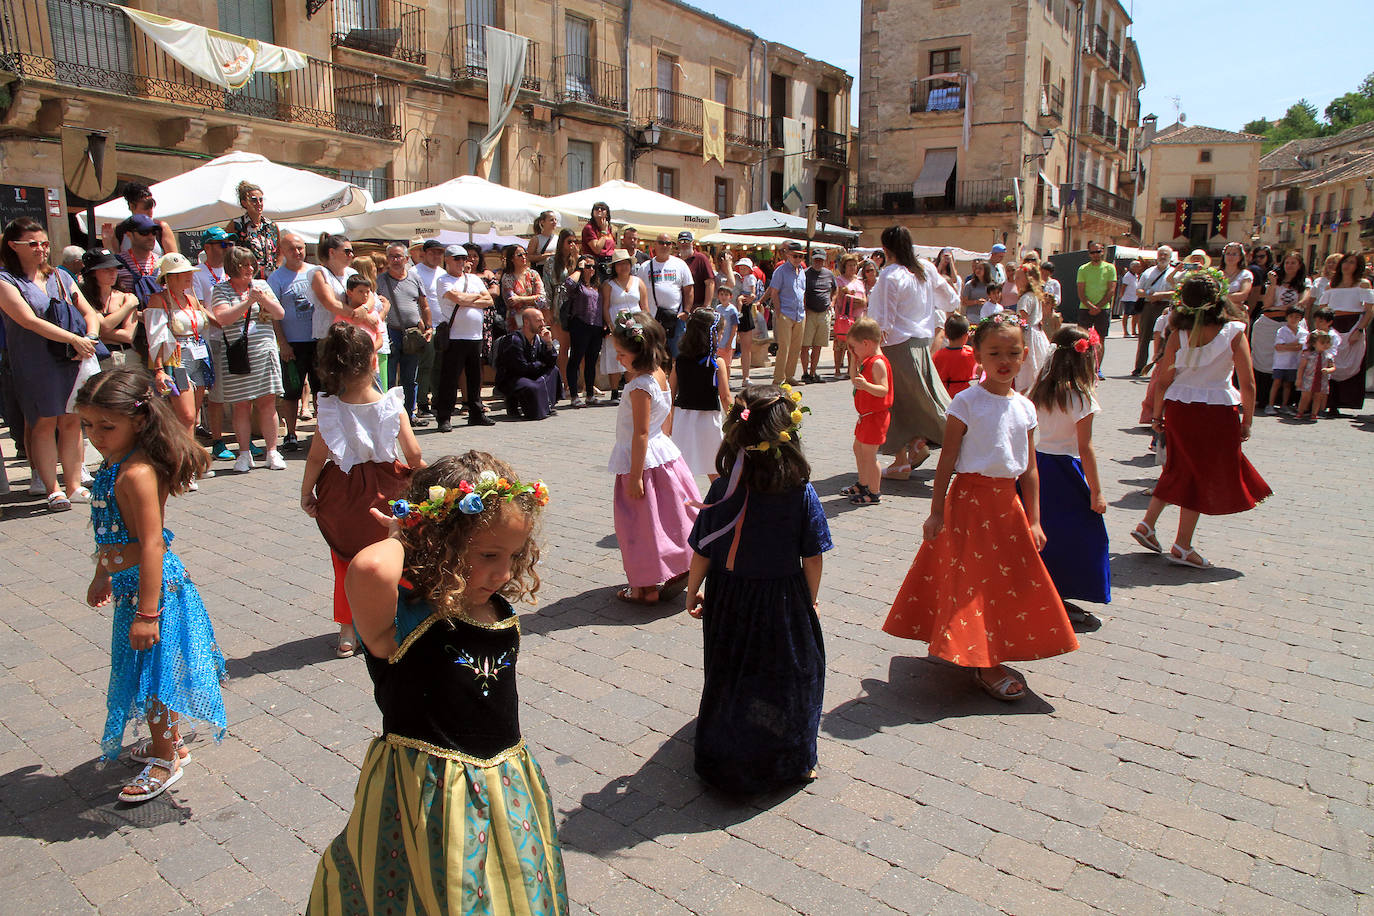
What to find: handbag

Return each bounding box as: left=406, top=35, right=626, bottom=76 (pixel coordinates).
left=3, top=273, right=111, bottom=362
left=402, top=325, right=427, bottom=354
left=432, top=295, right=461, bottom=354
left=225, top=309, right=252, bottom=375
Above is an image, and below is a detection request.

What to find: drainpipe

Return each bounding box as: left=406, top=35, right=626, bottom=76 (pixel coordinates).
left=623, top=0, right=634, bottom=181
left=760, top=39, right=770, bottom=210
left=748, top=35, right=758, bottom=212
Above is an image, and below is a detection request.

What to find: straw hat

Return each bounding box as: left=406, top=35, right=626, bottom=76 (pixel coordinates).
left=1183, top=250, right=1212, bottom=269
left=610, top=248, right=634, bottom=265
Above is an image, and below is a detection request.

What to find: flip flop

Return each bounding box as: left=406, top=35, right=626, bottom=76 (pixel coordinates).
left=881, top=463, right=912, bottom=481
left=1130, top=523, right=1162, bottom=553
left=1167, top=543, right=1213, bottom=569
left=615, top=586, right=659, bottom=605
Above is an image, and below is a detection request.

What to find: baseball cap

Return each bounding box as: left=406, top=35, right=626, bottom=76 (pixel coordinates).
left=156, top=252, right=196, bottom=281
left=785, top=241, right=806, bottom=253
left=423, top=239, right=446, bottom=252
left=736, top=257, right=754, bottom=269
left=810, top=250, right=826, bottom=260
left=677, top=230, right=694, bottom=242
left=127, top=213, right=158, bottom=234
left=81, top=248, right=121, bottom=272
left=444, top=244, right=467, bottom=259
left=201, top=226, right=233, bottom=243
left=990, top=243, right=1007, bottom=253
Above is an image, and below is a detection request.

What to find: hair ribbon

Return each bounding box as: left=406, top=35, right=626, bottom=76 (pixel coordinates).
left=686, top=452, right=748, bottom=571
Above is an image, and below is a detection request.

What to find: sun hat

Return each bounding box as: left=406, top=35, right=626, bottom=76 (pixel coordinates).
left=156, top=251, right=195, bottom=281
left=81, top=248, right=121, bottom=272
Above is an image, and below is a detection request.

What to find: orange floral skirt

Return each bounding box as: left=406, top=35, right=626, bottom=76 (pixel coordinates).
left=882, top=473, right=1079, bottom=668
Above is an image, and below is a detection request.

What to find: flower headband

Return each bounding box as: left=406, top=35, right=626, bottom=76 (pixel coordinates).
left=1170, top=267, right=1228, bottom=316
left=390, top=470, right=549, bottom=526
left=1072, top=337, right=1091, bottom=354
left=740, top=384, right=810, bottom=456
left=976, top=312, right=1029, bottom=333
left=615, top=311, right=645, bottom=342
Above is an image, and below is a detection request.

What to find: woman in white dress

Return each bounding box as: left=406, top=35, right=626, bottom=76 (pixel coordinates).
left=1014, top=265, right=1052, bottom=393
left=599, top=249, right=648, bottom=401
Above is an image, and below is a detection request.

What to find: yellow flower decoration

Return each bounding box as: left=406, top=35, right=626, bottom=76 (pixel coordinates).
left=790, top=390, right=803, bottom=403
left=428, top=485, right=447, bottom=502
left=778, top=430, right=791, bottom=442
left=791, top=409, right=804, bottom=424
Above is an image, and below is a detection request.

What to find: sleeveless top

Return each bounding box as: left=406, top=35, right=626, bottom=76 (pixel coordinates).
left=855, top=353, right=895, bottom=417
left=605, top=277, right=642, bottom=318
left=364, top=588, right=522, bottom=763
left=316, top=388, right=405, bottom=474
left=1168, top=321, right=1244, bottom=406
left=90, top=450, right=172, bottom=547
left=608, top=374, right=682, bottom=474
left=673, top=353, right=720, bottom=411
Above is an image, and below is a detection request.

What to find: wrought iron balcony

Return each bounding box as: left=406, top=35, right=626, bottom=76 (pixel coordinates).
left=0, top=0, right=402, bottom=141
left=1158, top=196, right=1249, bottom=214
left=847, top=179, right=1017, bottom=217
left=812, top=128, right=847, bottom=164
left=1360, top=215, right=1374, bottom=239
left=1084, top=183, right=1132, bottom=220
left=1085, top=25, right=1109, bottom=63
left=1039, top=84, right=1064, bottom=122
left=549, top=54, right=626, bottom=111
left=633, top=88, right=766, bottom=149
left=331, top=0, right=425, bottom=66
left=451, top=24, right=540, bottom=92
left=909, top=77, right=965, bottom=114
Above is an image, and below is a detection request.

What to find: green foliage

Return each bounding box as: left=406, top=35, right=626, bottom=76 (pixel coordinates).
left=1247, top=74, right=1374, bottom=152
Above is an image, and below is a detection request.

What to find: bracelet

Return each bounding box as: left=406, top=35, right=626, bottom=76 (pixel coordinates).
left=134, top=611, right=161, bottom=621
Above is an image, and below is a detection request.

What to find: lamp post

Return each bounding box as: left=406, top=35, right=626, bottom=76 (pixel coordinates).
left=402, top=128, right=438, bottom=186
left=1018, top=129, right=1057, bottom=253
left=455, top=138, right=479, bottom=176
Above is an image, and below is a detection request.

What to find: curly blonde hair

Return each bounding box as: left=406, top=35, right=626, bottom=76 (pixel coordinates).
left=398, top=451, right=543, bottom=612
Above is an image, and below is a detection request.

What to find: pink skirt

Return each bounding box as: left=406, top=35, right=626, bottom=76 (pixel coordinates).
left=613, top=459, right=701, bottom=588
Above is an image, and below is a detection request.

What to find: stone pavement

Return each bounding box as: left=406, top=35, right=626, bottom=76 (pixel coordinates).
left=0, top=333, right=1370, bottom=916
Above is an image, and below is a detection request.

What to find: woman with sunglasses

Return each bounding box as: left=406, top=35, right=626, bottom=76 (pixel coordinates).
left=224, top=181, right=279, bottom=279
left=581, top=201, right=616, bottom=281
left=0, top=217, right=102, bottom=510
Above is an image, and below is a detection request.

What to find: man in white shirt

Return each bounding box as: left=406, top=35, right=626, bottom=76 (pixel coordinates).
left=412, top=239, right=446, bottom=415
left=1132, top=246, right=1177, bottom=376
left=636, top=233, right=693, bottom=357
left=433, top=245, right=495, bottom=431
left=1116, top=259, right=1143, bottom=339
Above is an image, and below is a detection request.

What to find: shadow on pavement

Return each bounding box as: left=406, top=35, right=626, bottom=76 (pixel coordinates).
left=523, top=589, right=682, bottom=637
left=226, top=634, right=339, bottom=678
left=0, top=761, right=192, bottom=841
left=559, top=723, right=804, bottom=856
left=822, top=655, right=1055, bottom=741
left=1108, top=550, right=1243, bottom=588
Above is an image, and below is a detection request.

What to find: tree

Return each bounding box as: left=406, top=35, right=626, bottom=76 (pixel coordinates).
left=1243, top=118, right=1271, bottom=135
left=1244, top=76, right=1374, bottom=151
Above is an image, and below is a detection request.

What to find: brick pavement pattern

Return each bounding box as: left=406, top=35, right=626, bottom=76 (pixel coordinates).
left=0, top=336, right=1370, bottom=915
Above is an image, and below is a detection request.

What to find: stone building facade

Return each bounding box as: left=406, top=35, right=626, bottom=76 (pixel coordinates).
left=0, top=0, right=850, bottom=248
left=1132, top=123, right=1261, bottom=253
left=852, top=0, right=1143, bottom=255
left=1257, top=123, right=1374, bottom=265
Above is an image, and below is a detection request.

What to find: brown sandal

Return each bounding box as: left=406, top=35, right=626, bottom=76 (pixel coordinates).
left=615, top=585, right=659, bottom=605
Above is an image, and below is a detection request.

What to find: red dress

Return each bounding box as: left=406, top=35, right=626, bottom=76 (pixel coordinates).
left=883, top=474, right=1079, bottom=668
left=854, top=353, right=894, bottom=445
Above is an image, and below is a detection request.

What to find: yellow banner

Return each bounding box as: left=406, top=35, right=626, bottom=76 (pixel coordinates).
left=702, top=100, right=725, bottom=167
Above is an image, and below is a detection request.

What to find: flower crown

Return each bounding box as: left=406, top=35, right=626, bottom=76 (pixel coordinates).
left=390, top=470, right=549, bottom=526
left=614, top=311, right=645, bottom=342
left=976, top=312, right=1029, bottom=333
left=1170, top=267, right=1228, bottom=315
left=739, top=384, right=810, bottom=456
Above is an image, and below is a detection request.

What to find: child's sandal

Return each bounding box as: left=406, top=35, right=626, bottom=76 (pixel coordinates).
left=839, top=482, right=862, bottom=497
left=118, top=755, right=183, bottom=804
left=129, top=728, right=195, bottom=764
left=848, top=485, right=880, bottom=506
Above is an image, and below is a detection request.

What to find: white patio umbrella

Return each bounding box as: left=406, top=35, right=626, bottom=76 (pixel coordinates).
left=341, top=175, right=550, bottom=240
left=83, top=151, right=371, bottom=233
left=547, top=179, right=719, bottom=240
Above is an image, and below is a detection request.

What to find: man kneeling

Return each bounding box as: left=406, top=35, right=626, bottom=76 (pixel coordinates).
left=496, top=307, right=563, bottom=420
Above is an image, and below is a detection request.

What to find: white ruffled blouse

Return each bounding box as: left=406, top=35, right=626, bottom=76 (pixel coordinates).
left=316, top=387, right=405, bottom=474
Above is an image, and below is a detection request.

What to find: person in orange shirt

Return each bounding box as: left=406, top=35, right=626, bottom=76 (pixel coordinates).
left=932, top=313, right=978, bottom=396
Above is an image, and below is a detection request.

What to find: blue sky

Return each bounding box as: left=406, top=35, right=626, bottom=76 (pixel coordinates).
left=686, top=0, right=1371, bottom=132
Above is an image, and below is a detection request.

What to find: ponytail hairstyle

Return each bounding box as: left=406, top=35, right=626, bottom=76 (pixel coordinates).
left=318, top=233, right=350, bottom=265
left=677, top=307, right=719, bottom=362
left=316, top=322, right=376, bottom=396
left=1169, top=268, right=1229, bottom=343
left=75, top=368, right=209, bottom=494
left=611, top=310, right=669, bottom=372
left=396, top=451, right=544, bottom=613
left=1030, top=325, right=1096, bottom=412
left=717, top=384, right=811, bottom=493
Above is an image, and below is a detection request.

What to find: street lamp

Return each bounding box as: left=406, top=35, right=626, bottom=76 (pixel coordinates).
left=1023, top=129, right=1055, bottom=164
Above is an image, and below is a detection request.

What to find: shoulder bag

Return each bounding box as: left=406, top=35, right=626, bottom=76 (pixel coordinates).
left=432, top=277, right=464, bottom=354
left=224, top=295, right=253, bottom=375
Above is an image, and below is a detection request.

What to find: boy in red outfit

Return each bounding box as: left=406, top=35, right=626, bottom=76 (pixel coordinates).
left=933, top=313, right=978, bottom=396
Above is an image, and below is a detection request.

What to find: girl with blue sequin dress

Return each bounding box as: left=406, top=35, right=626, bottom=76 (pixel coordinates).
left=307, top=450, right=566, bottom=916
left=76, top=368, right=226, bottom=804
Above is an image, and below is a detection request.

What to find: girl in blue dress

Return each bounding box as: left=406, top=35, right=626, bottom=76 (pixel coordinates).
left=75, top=368, right=226, bottom=804
left=685, top=384, right=832, bottom=795
left=308, top=450, right=566, bottom=916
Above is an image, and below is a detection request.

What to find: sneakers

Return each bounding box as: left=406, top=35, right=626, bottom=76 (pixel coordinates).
left=265, top=449, right=287, bottom=471
left=80, top=467, right=95, bottom=486
left=1263, top=405, right=1277, bottom=416
left=586, top=396, right=600, bottom=407
left=409, top=414, right=430, bottom=427
left=570, top=395, right=584, bottom=408
left=233, top=453, right=253, bottom=474
left=282, top=433, right=300, bottom=452
left=249, top=443, right=265, bottom=459
left=436, top=421, right=453, bottom=433
left=210, top=440, right=235, bottom=461
left=188, top=480, right=199, bottom=492
left=199, top=469, right=215, bottom=480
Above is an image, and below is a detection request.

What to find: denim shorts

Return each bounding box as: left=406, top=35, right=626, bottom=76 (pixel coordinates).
left=1271, top=367, right=1297, bottom=383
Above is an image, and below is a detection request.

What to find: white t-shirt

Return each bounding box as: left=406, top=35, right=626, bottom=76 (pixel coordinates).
left=308, top=265, right=357, bottom=339
left=948, top=384, right=1038, bottom=479
left=1034, top=392, right=1100, bottom=458
left=192, top=263, right=227, bottom=305
left=1118, top=272, right=1141, bottom=303
left=979, top=300, right=1004, bottom=321
left=413, top=262, right=443, bottom=303
left=435, top=271, right=486, bottom=340
left=1317, top=285, right=1374, bottom=315
left=1273, top=324, right=1305, bottom=371
left=1153, top=308, right=1172, bottom=337
left=637, top=256, right=692, bottom=314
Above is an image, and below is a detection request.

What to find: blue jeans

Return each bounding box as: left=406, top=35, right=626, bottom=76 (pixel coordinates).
left=666, top=314, right=686, bottom=358
left=387, top=326, right=420, bottom=416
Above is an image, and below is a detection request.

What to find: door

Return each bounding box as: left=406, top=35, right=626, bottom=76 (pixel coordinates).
left=657, top=53, right=678, bottom=123
left=770, top=73, right=788, bottom=146
left=219, top=0, right=277, bottom=116
left=566, top=140, right=593, bottom=193
left=564, top=15, right=592, bottom=100
left=815, top=89, right=831, bottom=130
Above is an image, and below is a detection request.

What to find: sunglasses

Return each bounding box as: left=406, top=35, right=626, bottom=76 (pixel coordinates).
left=246, top=196, right=264, bottom=204
left=12, top=239, right=50, bottom=250
left=341, top=248, right=355, bottom=256
left=136, top=229, right=159, bottom=236
left=1089, top=249, right=1103, bottom=255
left=216, top=241, right=234, bottom=249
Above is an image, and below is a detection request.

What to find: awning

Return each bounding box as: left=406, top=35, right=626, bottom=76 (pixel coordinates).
left=911, top=149, right=957, bottom=198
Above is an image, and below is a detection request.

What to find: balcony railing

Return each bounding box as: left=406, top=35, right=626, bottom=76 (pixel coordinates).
left=1084, top=183, right=1132, bottom=220
left=0, top=0, right=402, bottom=141
left=549, top=54, right=625, bottom=111
left=847, top=179, right=1017, bottom=217
left=1086, top=25, right=1109, bottom=61
left=909, top=77, right=965, bottom=114
left=1117, top=128, right=1130, bottom=153
left=339, top=175, right=423, bottom=202
left=1360, top=215, right=1374, bottom=239
left=451, top=24, right=540, bottom=92
left=1119, top=55, right=1133, bottom=85
left=813, top=128, right=847, bottom=164
left=634, top=88, right=766, bottom=149
left=1080, top=105, right=1120, bottom=147
left=1158, top=196, right=1249, bottom=214
left=332, top=0, right=425, bottom=65
left=1106, top=40, right=1121, bottom=73
left=1039, top=84, right=1063, bottom=122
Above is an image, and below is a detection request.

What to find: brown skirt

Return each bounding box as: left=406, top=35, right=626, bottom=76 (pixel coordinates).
left=881, top=337, right=950, bottom=454
left=314, top=459, right=412, bottom=559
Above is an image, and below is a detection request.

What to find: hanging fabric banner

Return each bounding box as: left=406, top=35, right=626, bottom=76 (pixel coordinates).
left=915, top=71, right=976, bottom=149
left=702, top=100, right=725, bottom=166
left=122, top=8, right=305, bottom=91
left=782, top=117, right=804, bottom=211
left=478, top=27, right=529, bottom=178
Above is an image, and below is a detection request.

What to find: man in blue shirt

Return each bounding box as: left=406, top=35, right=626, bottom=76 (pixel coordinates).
left=267, top=231, right=316, bottom=450
left=764, top=241, right=808, bottom=385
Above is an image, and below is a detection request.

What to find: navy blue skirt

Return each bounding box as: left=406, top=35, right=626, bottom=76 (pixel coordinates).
left=695, top=569, right=824, bottom=795
left=1037, top=451, right=1111, bottom=605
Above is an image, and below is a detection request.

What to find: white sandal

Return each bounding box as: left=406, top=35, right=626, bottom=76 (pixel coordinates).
left=1167, top=543, right=1212, bottom=569
left=118, top=755, right=183, bottom=804
left=129, top=726, right=195, bottom=764
left=1130, top=522, right=1162, bottom=553
left=45, top=492, right=72, bottom=512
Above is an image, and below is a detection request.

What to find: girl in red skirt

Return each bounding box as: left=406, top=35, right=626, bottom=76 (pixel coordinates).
left=842, top=317, right=893, bottom=505
left=883, top=312, right=1078, bottom=701
left=301, top=323, right=423, bottom=656
left=1131, top=270, right=1271, bottom=569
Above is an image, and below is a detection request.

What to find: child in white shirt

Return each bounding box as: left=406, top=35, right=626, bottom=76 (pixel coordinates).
left=1266, top=304, right=1306, bottom=414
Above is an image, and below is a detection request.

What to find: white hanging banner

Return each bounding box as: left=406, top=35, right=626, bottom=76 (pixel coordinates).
left=916, top=71, right=976, bottom=149
left=478, top=27, right=529, bottom=175
left=122, top=8, right=306, bottom=91
left=782, top=117, right=804, bottom=211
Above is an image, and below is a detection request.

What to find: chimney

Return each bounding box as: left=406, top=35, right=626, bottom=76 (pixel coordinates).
left=1140, top=114, right=1158, bottom=149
